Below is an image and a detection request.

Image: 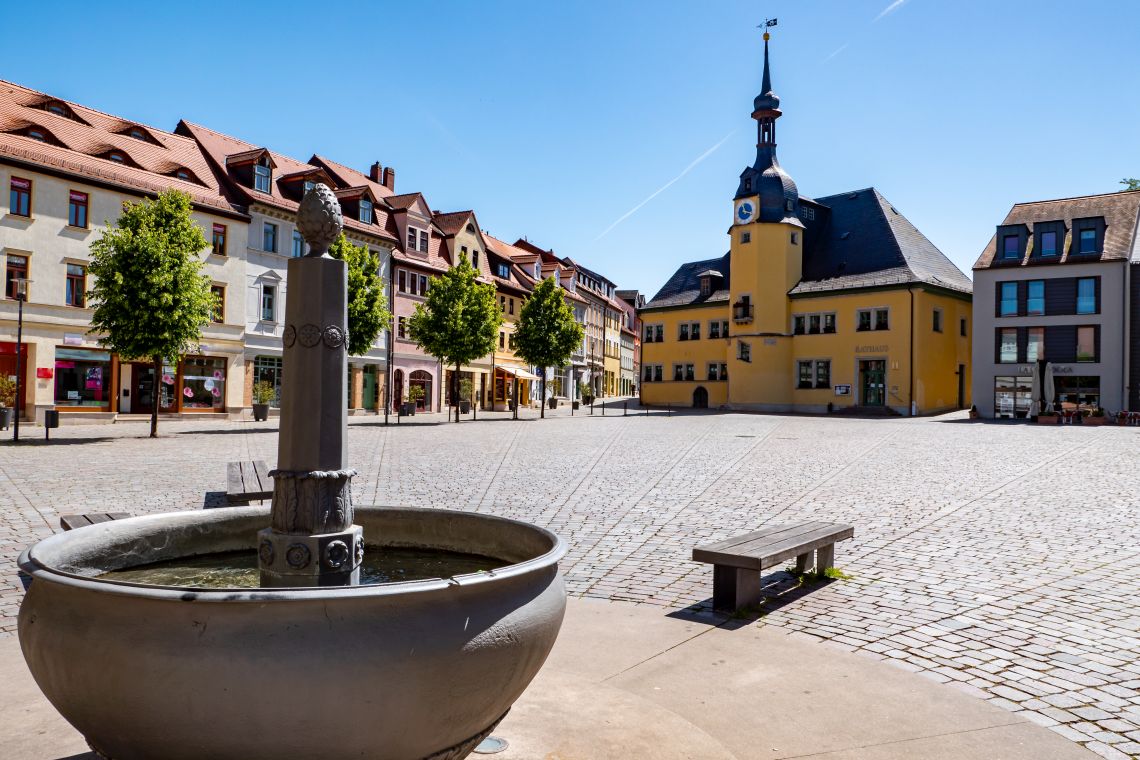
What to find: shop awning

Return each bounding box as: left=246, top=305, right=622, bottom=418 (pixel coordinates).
left=496, top=365, right=539, bottom=381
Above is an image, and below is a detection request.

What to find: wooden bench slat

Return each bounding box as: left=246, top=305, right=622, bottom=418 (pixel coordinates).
left=60, top=513, right=131, bottom=531
left=693, top=522, right=841, bottom=569
left=226, top=460, right=273, bottom=505
left=695, top=521, right=829, bottom=554
left=752, top=526, right=855, bottom=569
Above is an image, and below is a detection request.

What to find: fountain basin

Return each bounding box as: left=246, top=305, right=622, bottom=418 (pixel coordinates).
left=18, top=506, right=567, bottom=760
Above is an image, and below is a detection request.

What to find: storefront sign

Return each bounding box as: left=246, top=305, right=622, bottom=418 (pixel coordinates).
left=63, top=334, right=84, bottom=346
left=834, top=384, right=851, bottom=396
left=36, top=368, right=53, bottom=379
left=855, top=345, right=889, bottom=354
left=763, top=338, right=777, bottom=346
left=67, top=390, right=80, bottom=400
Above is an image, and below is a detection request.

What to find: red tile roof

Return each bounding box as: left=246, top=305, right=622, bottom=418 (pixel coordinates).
left=432, top=210, right=475, bottom=237
left=0, top=80, right=243, bottom=217
left=178, top=120, right=395, bottom=243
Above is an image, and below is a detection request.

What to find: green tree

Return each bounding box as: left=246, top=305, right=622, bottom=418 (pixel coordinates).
left=87, top=190, right=215, bottom=437
left=328, top=234, right=392, bottom=356
left=1122, top=178, right=1140, bottom=191
left=514, top=277, right=585, bottom=418
left=407, top=254, right=501, bottom=422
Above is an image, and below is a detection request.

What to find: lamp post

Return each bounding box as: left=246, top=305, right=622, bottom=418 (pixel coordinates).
left=13, top=278, right=27, bottom=442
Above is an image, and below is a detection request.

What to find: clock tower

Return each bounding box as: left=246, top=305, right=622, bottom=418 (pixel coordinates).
left=728, top=29, right=805, bottom=407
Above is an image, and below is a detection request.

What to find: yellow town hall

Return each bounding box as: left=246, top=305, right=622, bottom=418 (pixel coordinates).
left=639, top=34, right=973, bottom=415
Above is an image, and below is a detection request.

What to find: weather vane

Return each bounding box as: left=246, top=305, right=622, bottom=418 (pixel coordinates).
left=759, top=18, right=778, bottom=41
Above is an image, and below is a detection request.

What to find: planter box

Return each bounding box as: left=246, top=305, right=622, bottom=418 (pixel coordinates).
left=400, top=402, right=416, bottom=416
left=459, top=401, right=471, bottom=414
left=572, top=401, right=580, bottom=410
left=548, top=398, right=558, bottom=409
left=1037, top=415, right=1059, bottom=425
left=252, top=404, right=270, bottom=422
left=1082, top=416, right=1108, bottom=426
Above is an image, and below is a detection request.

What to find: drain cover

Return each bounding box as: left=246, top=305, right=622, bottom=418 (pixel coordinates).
left=473, top=736, right=509, bottom=754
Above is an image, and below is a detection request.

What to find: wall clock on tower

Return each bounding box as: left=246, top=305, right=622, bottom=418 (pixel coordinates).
left=735, top=198, right=756, bottom=225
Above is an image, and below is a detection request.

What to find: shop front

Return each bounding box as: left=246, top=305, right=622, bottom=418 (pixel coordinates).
left=54, top=347, right=114, bottom=411
left=122, top=355, right=229, bottom=414
left=493, top=365, right=538, bottom=411
left=0, top=341, right=30, bottom=414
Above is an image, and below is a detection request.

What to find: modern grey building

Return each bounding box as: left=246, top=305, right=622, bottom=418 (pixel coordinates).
left=972, top=190, right=1140, bottom=418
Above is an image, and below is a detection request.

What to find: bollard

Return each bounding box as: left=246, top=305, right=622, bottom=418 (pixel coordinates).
left=645, top=404, right=649, bottom=417
left=591, top=398, right=595, bottom=415
left=624, top=401, right=627, bottom=416
left=602, top=400, right=605, bottom=416
left=667, top=403, right=672, bottom=417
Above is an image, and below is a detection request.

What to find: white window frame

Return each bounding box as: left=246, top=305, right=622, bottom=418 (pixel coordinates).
left=260, top=283, right=277, bottom=323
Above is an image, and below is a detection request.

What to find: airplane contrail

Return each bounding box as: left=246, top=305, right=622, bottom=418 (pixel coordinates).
left=874, top=0, right=909, bottom=22
left=594, top=131, right=735, bottom=241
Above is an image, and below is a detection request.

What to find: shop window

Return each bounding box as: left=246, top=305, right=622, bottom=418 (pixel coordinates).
left=212, top=224, right=227, bottom=256
left=998, top=328, right=1018, bottom=363
left=1027, top=280, right=1044, bottom=316
left=1076, top=326, right=1096, bottom=362
left=253, top=355, right=282, bottom=407
left=1076, top=278, right=1097, bottom=314
left=210, top=285, right=225, bottom=323
left=993, top=376, right=1032, bottom=419
left=182, top=356, right=227, bottom=411
left=68, top=190, right=88, bottom=228
left=1054, top=376, right=1100, bottom=414
left=999, top=282, right=1018, bottom=316
left=65, top=264, right=86, bottom=307
left=261, top=284, right=276, bottom=322
left=9, top=177, right=31, bottom=217
left=6, top=254, right=28, bottom=300
left=292, top=230, right=305, bottom=258
left=54, top=348, right=112, bottom=409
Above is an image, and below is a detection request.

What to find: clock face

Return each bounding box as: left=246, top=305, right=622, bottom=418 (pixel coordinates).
left=735, top=199, right=756, bottom=225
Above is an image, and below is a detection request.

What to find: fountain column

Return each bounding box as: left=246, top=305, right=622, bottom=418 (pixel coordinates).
left=258, top=184, right=363, bottom=587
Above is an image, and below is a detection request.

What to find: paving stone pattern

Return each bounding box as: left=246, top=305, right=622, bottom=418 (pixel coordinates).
left=1, top=410, right=1138, bottom=757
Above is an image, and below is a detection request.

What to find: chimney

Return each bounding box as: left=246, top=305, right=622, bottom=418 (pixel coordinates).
left=369, top=161, right=382, bottom=182
left=382, top=166, right=395, bottom=191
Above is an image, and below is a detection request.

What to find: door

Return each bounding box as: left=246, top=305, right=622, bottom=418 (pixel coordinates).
left=693, top=386, right=708, bottom=409
left=363, top=367, right=376, bottom=410
left=860, top=360, right=886, bottom=406
left=132, top=362, right=156, bottom=415
left=393, top=370, right=404, bottom=411
left=957, top=364, right=965, bottom=410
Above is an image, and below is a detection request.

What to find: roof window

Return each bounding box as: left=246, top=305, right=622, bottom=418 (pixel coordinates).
left=254, top=156, right=272, bottom=193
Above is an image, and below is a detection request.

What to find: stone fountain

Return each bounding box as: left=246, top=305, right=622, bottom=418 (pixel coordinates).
left=17, top=185, right=567, bottom=760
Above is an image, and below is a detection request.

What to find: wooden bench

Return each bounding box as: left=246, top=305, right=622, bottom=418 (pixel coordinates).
left=60, top=513, right=131, bottom=531
left=226, top=460, right=272, bottom=505
left=692, top=520, right=854, bottom=612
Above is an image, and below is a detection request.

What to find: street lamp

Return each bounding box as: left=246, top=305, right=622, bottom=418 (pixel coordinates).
left=12, top=277, right=28, bottom=442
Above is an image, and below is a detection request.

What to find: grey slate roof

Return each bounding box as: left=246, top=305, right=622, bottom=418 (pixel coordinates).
left=645, top=187, right=972, bottom=308
left=973, top=190, right=1140, bottom=268
left=643, top=252, right=731, bottom=309
left=791, top=188, right=972, bottom=295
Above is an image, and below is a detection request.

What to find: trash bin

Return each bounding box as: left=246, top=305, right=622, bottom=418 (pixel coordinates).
left=44, top=409, right=60, bottom=429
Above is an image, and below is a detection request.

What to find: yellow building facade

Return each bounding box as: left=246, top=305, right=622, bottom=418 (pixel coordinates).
left=640, top=35, right=973, bottom=415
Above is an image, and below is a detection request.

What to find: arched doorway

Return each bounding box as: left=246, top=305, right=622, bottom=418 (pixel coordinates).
left=392, top=369, right=404, bottom=411
left=409, top=370, right=432, bottom=411
left=693, top=386, right=708, bottom=409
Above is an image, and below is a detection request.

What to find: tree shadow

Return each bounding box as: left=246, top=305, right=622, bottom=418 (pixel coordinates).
left=175, top=427, right=277, bottom=436
left=0, top=437, right=115, bottom=446
left=54, top=753, right=101, bottom=760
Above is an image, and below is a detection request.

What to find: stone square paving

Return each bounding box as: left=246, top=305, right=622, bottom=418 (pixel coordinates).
left=1, top=409, right=1138, bottom=758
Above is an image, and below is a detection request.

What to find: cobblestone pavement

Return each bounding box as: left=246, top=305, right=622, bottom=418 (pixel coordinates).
left=1, top=408, right=1139, bottom=758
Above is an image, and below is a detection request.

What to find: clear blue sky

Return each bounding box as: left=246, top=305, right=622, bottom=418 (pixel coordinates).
left=5, top=1, right=1139, bottom=296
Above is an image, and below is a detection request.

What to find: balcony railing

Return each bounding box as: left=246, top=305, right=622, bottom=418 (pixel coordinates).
left=732, top=303, right=754, bottom=323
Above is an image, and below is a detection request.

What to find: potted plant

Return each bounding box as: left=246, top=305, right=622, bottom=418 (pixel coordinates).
left=1083, top=407, right=1107, bottom=426
left=0, top=376, right=16, bottom=430
left=251, top=381, right=275, bottom=422
left=578, top=380, right=593, bottom=406
left=968, top=404, right=979, bottom=420
left=407, top=385, right=425, bottom=414
left=458, top=378, right=472, bottom=414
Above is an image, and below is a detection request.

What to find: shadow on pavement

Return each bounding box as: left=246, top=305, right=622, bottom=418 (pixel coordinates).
left=175, top=427, right=277, bottom=435
left=202, top=491, right=229, bottom=509
left=1, top=437, right=115, bottom=446
left=668, top=569, right=838, bottom=629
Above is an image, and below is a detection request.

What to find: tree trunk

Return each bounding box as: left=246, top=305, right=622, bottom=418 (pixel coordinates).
left=455, top=362, right=461, bottom=423
left=540, top=370, right=546, bottom=419
left=150, top=356, right=161, bottom=438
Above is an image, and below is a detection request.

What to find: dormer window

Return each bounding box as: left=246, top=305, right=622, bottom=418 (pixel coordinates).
left=254, top=156, right=272, bottom=193
left=1002, top=234, right=1019, bottom=260
left=108, top=151, right=125, bottom=162
left=1079, top=229, right=1096, bottom=254
left=303, top=180, right=315, bottom=195
left=128, top=128, right=146, bottom=140
left=466, top=223, right=475, bottom=234
left=27, top=130, right=46, bottom=142
left=700, top=277, right=711, bottom=297
left=785, top=199, right=794, bottom=212
left=743, top=178, right=752, bottom=192
left=1040, top=231, right=1057, bottom=257
left=496, top=262, right=510, bottom=278
left=48, top=103, right=67, bottom=116
left=359, top=198, right=373, bottom=224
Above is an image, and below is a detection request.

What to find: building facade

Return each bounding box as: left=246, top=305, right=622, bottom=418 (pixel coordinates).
left=180, top=122, right=396, bottom=416
left=972, top=191, right=1140, bottom=418
left=0, top=82, right=249, bottom=422
left=616, top=289, right=644, bottom=399
left=639, top=36, right=973, bottom=415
